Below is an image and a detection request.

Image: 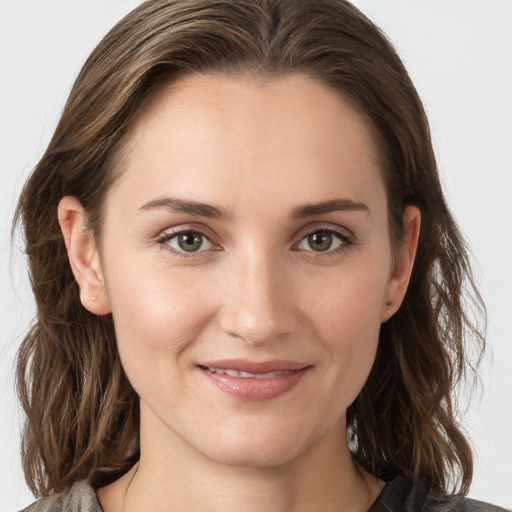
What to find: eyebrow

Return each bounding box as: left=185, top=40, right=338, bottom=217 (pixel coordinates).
left=139, top=196, right=369, bottom=220
left=139, top=197, right=234, bottom=221
left=291, top=198, right=369, bottom=218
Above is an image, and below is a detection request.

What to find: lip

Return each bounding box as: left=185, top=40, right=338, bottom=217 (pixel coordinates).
left=197, top=359, right=312, bottom=401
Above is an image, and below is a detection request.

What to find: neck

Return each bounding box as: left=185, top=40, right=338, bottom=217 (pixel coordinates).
left=98, top=408, right=383, bottom=512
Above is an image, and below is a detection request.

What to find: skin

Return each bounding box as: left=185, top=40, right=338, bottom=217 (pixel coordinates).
left=59, top=73, right=420, bottom=512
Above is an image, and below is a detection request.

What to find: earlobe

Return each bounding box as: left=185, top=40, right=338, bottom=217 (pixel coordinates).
left=58, top=196, right=111, bottom=315
left=381, top=206, right=421, bottom=322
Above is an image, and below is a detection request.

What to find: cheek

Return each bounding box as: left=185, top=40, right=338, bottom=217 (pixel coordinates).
left=308, top=259, right=387, bottom=338
left=307, top=264, right=386, bottom=402
left=103, top=261, right=211, bottom=388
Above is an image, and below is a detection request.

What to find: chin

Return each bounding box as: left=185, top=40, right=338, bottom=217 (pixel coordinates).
left=204, top=440, right=305, bottom=469
left=189, top=420, right=323, bottom=469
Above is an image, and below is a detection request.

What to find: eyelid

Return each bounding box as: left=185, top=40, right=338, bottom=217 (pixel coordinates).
left=155, top=222, right=218, bottom=241
left=154, top=222, right=355, bottom=258
left=292, top=224, right=355, bottom=254
left=294, top=222, right=353, bottom=242
left=155, top=225, right=221, bottom=257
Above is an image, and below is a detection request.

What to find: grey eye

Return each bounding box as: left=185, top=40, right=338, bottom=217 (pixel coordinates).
left=168, top=231, right=212, bottom=253
left=298, top=230, right=343, bottom=252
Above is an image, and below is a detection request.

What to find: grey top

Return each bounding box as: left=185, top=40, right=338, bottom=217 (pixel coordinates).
left=20, top=475, right=509, bottom=512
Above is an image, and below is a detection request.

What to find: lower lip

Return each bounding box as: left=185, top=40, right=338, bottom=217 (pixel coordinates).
left=199, top=367, right=311, bottom=401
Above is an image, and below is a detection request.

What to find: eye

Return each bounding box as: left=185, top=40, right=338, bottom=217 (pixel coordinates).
left=160, top=230, right=213, bottom=254
left=297, top=229, right=348, bottom=253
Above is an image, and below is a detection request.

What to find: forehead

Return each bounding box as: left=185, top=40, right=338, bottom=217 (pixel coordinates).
left=111, top=73, right=386, bottom=217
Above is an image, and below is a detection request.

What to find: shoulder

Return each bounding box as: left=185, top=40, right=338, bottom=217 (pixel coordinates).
left=448, top=497, right=510, bottom=511
left=19, top=481, right=102, bottom=512
left=370, top=475, right=509, bottom=512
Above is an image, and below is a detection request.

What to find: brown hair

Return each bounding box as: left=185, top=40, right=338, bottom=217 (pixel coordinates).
left=15, top=0, right=485, bottom=498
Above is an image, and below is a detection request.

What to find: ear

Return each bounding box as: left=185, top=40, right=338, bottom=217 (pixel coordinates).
left=381, top=205, right=421, bottom=322
left=58, top=196, right=111, bottom=315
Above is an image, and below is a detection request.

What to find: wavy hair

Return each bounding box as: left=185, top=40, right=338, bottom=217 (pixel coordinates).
left=14, top=0, right=485, bottom=498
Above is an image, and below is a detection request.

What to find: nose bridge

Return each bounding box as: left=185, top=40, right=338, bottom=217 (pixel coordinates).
left=219, top=243, right=295, bottom=345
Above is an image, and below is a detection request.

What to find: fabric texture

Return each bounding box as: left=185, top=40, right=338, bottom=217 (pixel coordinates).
left=20, top=481, right=99, bottom=512
left=20, top=475, right=508, bottom=512
left=367, top=476, right=508, bottom=512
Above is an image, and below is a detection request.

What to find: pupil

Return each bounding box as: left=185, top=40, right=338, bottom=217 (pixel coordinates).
left=178, top=232, right=202, bottom=252
left=309, top=231, right=332, bottom=252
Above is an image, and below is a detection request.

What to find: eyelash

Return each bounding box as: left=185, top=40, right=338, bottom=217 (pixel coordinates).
left=155, top=228, right=217, bottom=258
left=155, top=226, right=354, bottom=259
left=295, top=227, right=354, bottom=259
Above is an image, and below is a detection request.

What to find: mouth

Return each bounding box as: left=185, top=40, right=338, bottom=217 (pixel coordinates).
left=202, top=367, right=296, bottom=379
left=197, top=359, right=312, bottom=401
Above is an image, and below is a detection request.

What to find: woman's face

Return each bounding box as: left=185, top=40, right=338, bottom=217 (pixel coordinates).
left=91, top=73, right=415, bottom=467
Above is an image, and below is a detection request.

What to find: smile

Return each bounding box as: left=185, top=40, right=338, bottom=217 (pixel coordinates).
left=197, top=359, right=312, bottom=401
left=204, top=367, right=294, bottom=379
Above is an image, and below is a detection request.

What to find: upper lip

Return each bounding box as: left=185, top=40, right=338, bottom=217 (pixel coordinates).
left=198, top=359, right=310, bottom=374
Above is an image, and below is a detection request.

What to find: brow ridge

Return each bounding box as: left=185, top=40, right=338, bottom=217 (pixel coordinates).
left=291, top=198, right=369, bottom=218
left=140, top=196, right=369, bottom=221
left=139, top=197, right=234, bottom=221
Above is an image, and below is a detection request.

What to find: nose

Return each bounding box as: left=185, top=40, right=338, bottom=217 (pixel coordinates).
left=217, top=249, right=298, bottom=346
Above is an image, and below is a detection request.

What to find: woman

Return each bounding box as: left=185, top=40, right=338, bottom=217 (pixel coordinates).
left=14, top=0, right=506, bottom=510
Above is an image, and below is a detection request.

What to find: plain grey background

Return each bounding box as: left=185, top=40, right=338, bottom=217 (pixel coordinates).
left=1, top=1, right=511, bottom=510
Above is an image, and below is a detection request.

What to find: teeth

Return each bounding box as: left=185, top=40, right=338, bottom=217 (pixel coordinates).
left=206, top=367, right=290, bottom=379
